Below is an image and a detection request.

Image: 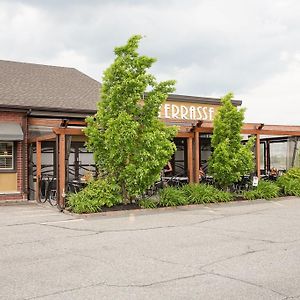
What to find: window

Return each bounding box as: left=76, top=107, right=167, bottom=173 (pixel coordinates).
left=269, top=141, right=287, bottom=171
left=0, top=142, right=14, bottom=170
left=260, top=142, right=265, bottom=171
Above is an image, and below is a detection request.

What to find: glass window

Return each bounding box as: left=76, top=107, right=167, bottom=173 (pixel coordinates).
left=260, top=143, right=265, bottom=170
left=269, top=141, right=287, bottom=170
left=0, top=142, right=14, bottom=170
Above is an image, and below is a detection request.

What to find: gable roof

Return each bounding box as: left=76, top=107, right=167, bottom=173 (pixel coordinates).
left=0, top=60, right=101, bottom=113
left=0, top=60, right=242, bottom=117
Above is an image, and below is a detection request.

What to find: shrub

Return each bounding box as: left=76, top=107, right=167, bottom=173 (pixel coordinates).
left=277, top=168, right=300, bottom=196
left=67, top=178, right=122, bottom=213
left=158, top=187, right=188, bottom=207
left=208, top=93, right=255, bottom=189
left=182, top=184, right=233, bottom=204
left=282, top=167, right=300, bottom=180
left=84, top=35, right=177, bottom=203
left=244, top=180, right=280, bottom=200
left=138, top=198, right=158, bottom=209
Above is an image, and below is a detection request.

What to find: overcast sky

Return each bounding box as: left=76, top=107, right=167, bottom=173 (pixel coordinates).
left=1, top=0, right=300, bottom=124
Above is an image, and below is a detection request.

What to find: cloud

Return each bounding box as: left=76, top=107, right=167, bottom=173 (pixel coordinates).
left=1, top=0, right=300, bottom=124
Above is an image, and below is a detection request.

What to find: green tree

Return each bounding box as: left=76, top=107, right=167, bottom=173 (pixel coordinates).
left=208, top=92, right=255, bottom=189
left=84, top=35, right=177, bottom=203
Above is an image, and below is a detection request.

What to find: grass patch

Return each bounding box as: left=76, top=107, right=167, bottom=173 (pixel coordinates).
left=67, top=178, right=122, bottom=213
left=244, top=180, right=280, bottom=200
left=277, top=168, right=300, bottom=197
left=182, top=184, right=233, bottom=204
left=139, top=198, right=158, bottom=209
left=158, top=186, right=188, bottom=207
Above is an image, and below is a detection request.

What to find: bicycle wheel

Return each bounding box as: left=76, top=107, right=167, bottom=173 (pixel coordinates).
left=49, top=190, right=57, bottom=206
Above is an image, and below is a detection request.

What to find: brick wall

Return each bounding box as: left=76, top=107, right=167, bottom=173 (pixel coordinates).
left=0, top=111, right=27, bottom=201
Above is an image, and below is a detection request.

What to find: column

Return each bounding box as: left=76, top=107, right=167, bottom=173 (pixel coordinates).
left=256, top=134, right=261, bottom=178
left=58, top=134, right=66, bottom=208
left=187, top=136, right=193, bottom=183
left=194, top=131, right=200, bottom=183
left=35, top=141, right=41, bottom=201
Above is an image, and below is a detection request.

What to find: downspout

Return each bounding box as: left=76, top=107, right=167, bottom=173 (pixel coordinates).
left=22, top=111, right=30, bottom=199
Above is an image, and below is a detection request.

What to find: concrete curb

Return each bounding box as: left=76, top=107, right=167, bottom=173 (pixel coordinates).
left=62, top=197, right=296, bottom=218
left=0, top=200, right=37, bottom=206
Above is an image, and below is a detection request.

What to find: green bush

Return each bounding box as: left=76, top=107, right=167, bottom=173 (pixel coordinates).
left=244, top=180, right=280, bottom=200
left=281, top=167, right=300, bottom=180
left=139, top=198, right=158, bottom=209
left=277, top=168, right=300, bottom=196
left=67, top=178, right=122, bottom=213
left=158, top=187, right=188, bottom=207
left=182, top=184, right=233, bottom=204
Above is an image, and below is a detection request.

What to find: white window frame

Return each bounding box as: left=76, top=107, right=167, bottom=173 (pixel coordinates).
left=0, top=142, right=14, bottom=171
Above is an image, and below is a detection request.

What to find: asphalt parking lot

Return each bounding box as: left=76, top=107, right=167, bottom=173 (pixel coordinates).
left=1, top=197, right=300, bottom=300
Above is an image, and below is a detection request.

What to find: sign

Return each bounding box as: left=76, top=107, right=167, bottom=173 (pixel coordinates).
left=252, top=176, right=259, bottom=187
left=158, top=101, right=220, bottom=121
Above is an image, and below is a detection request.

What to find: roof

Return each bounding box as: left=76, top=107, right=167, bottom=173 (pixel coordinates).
left=0, top=60, right=101, bottom=113
left=0, top=60, right=241, bottom=116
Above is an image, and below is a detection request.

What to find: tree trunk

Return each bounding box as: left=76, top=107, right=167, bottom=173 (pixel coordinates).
left=121, top=182, right=130, bottom=204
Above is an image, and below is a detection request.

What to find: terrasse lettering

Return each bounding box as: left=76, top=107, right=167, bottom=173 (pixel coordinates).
left=159, top=103, right=215, bottom=121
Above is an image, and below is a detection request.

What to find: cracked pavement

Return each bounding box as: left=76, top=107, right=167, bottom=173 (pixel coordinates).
left=1, top=197, right=300, bottom=299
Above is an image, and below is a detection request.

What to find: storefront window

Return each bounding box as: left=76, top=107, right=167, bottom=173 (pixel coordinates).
left=260, top=143, right=265, bottom=172
left=0, top=142, right=14, bottom=170
left=269, top=141, right=287, bottom=170
left=173, top=138, right=186, bottom=176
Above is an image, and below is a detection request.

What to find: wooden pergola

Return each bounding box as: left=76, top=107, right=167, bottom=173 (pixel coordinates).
left=29, top=118, right=300, bottom=209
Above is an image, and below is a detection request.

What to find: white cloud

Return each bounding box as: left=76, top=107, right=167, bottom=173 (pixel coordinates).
left=240, top=59, right=300, bottom=124
left=0, top=0, right=300, bottom=124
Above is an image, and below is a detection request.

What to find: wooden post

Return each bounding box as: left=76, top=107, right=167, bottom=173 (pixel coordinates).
left=256, top=134, right=261, bottom=178
left=35, top=141, right=42, bottom=201
left=59, top=134, right=66, bottom=209
left=187, top=137, right=193, bottom=183
left=194, top=131, right=200, bottom=183
left=55, top=134, right=60, bottom=207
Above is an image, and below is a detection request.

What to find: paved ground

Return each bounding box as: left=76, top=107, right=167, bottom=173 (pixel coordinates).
left=1, top=198, right=300, bottom=300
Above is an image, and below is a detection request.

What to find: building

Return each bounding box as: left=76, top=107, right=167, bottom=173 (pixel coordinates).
left=0, top=60, right=300, bottom=206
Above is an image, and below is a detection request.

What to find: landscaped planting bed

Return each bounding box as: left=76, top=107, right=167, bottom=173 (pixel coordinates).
left=65, top=176, right=300, bottom=214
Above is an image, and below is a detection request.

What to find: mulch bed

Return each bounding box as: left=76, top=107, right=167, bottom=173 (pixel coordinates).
left=100, top=203, right=141, bottom=212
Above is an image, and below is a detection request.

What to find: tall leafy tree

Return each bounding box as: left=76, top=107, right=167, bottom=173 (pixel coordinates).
left=208, top=92, right=255, bottom=189
left=85, top=35, right=177, bottom=203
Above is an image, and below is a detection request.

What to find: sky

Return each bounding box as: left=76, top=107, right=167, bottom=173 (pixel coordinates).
left=1, top=0, right=300, bottom=124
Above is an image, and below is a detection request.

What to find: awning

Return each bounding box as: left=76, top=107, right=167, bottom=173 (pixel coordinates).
left=0, top=123, right=24, bottom=141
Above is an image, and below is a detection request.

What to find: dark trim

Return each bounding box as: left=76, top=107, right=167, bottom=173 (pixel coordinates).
left=0, top=93, right=242, bottom=117
left=0, top=104, right=96, bottom=115
left=29, top=110, right=93, bottom=119
left=166, top=94, right=242, bottom=106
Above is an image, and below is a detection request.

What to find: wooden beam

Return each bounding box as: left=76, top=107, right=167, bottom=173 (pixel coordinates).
left=53, top=128, right=84, bottom=136
left=176, top=132, right=194, bottom=138
left=192, top=121, right=300, bottom=136
left=58, top=134, right=66, bottom=209
left=242, top=129, right=300, bottom=136
left=194, top=131, right=200, bottom=183
left=29, top=118, right=86, bottom=127
left=28, top=118, right=62, bottom=127
left=187, top=137, right=194, bottom=183
left=35, top=141, right=42, bottom=202
left=28, top=133, right=56, bottom=144
left=256, top=134, right=261, bottom=178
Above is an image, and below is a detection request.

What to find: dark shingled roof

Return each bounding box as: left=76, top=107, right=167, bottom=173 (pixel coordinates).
left=0, top=60, right=242, bottom=115
left=0, top=60, right=101, bottom=113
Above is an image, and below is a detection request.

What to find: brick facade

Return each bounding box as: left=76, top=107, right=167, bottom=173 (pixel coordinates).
left=0, top=111, right=27, bottom=201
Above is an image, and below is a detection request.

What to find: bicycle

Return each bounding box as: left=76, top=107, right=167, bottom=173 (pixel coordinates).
left=40, top=175, right=57, bottom=206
